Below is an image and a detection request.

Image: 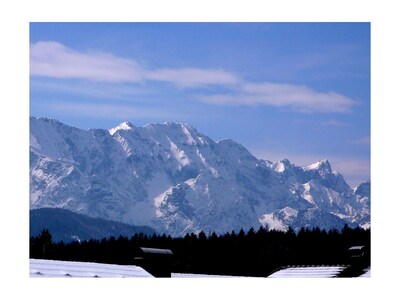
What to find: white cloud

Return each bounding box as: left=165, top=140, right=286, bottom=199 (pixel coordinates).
left=31, top=41, right=358, bottom=114
left=30, top=41, right=144, bottom=82
left=200, top=82, right=357, bottom=113
left=146, top=68, right=239, bottom=88
left=30, top=41, right=239, bottom=88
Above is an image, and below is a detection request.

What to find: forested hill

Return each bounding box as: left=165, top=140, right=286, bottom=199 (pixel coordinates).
left=30, top=208, right=156, bottom=242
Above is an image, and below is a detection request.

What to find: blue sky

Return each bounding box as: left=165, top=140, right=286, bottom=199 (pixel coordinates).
left=30, top=22, right=370, bottom=187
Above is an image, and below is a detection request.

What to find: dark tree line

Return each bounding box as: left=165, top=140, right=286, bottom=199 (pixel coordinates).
left=30, top=225, right=370, bottom=277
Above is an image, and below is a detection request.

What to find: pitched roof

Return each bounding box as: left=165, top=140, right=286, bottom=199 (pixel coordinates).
left=268, top=266, right=346, bottom=278
left=359, top=267, right=371, bottom=277
left=30, top=259, right=154, bottom=278
left=268, top=265, right=371, bottom=278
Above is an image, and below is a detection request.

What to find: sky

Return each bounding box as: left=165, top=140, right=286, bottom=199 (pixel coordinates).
left=29, top=22, right=370, bottom=187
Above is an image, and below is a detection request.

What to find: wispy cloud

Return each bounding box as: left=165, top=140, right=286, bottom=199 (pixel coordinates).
left=31, top=41, right=358, bottom=114
left=146, top=68, right=239, bottom=88
left=320, top=119, right=350, bottom=127
left=30, top=41, right=239, bottom=88
left=30, top=41, right=144, bottom=82
left=199, top=82, right=357, bottom=113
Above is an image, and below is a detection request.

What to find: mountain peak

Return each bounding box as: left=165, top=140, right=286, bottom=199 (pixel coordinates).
left=109, top=121, right=136, bottom=135
left=304, top=159, right=332, bottom=173
left=216, top=138, right=250, bottom=153
left=273, top=158, right=293, bottom=172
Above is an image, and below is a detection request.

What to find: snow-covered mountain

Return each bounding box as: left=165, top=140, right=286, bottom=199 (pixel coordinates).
left=30, top=117, right=370, bottom=236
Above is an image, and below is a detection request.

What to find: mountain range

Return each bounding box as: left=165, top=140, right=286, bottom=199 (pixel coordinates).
left=30, top=117, right=370, bottom=237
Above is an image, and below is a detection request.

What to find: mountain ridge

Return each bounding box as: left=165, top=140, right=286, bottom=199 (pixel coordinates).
left=30, top=116, right=370, bottom=236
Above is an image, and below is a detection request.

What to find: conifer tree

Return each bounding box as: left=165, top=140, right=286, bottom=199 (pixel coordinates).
left=38, top=228, right=53, bottom=259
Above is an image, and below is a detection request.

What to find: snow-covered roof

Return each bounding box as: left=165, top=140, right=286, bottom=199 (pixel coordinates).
left=359, top=267, right=371, bottom=277
left=30, top=259, right=154, bottom=278
left=139, top=247, right=173, bottom=255
left=171, top=273, right=245, bottom=278
left=349, top=245, right=365, bottom=251
left=268, top=266, right=346, bottom=278
left=30, top=259, right=371, bottom=278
